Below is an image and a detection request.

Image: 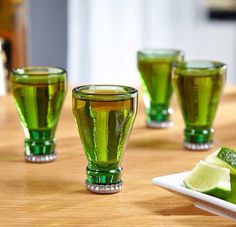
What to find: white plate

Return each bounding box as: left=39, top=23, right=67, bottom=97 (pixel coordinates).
left=152, top=172, right=236, bottom=222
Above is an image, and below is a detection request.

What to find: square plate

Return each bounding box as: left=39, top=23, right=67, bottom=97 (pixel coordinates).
left=152, top=172, right=236, bottom=221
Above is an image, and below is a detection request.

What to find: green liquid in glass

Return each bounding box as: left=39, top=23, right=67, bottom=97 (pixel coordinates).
left=173, top=61, right=226, bottom=146
left=137, top=49, right=184, bottom=126
left=138, top=60, right=173, bottom=121
left=73, top=88, right=137, bottom=185
left=12, top=74, right=66, bottom=157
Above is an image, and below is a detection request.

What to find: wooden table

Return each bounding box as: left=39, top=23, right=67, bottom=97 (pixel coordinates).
left=0, top=87, right=236, bottom=226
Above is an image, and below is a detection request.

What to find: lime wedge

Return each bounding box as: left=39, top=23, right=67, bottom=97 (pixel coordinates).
left=184, top=160, right=231, bottom=199
left=226, top=175, right=236, bottom=204
left=205, top=147, right=236, bottom=175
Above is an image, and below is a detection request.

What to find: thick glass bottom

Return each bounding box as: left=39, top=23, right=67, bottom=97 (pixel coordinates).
left=86, top=164, right=122, bottom=184
left=146, top=105, right=172, bottom=128
left=146, top=120, right=173, bottom=128
left=184, top=141, right=213, bottom=151
left=184, top=127, right=213, bottom=150
left=86, top=180, right=123, bottom=194
left=24, top=138, right=56, bottom=163
left=25, top=153, right=56, bottom=163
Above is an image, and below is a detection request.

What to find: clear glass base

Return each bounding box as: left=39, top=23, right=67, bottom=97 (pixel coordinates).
left=146, top=120, right=173, bottom=128
left=86, top=180, right=123, bottom=194
left=25, top=153, right=56, bottom=163
left=184, top=141, right=213, bottom=151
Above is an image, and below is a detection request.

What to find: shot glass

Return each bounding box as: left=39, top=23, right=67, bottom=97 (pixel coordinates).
left=72, top=85, right=138, bottom=194
left=173, top=60, right=226, bottom=150
left=137, top=49, right=184, bottom=128
left=11, top=66, right=67, bottom=162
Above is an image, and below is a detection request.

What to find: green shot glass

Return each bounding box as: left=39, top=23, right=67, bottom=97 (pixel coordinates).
left=11, top=67, right=67, bottom=162
left=137, top=49, right=184, bottom=128
left=72, top=85, right=138, bottom=194
left=173, top=60, right=226, bottom=150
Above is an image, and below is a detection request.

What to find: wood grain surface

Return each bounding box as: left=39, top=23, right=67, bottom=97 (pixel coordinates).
left=0, top=87, right=236, bottom=226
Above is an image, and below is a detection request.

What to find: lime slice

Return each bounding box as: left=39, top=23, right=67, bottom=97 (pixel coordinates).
left=184, top=160, right=231, bottom=199
left=205, top=147, right=236, bottom=175
left=226, top=175, right=236, bottom=204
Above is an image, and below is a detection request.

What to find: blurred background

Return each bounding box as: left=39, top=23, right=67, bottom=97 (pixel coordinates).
left=9, top=0, right=236, bottom=87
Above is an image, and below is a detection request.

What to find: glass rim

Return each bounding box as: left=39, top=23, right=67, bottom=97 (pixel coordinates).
left=137, top=48, right=184, bottom=58
left=12, top=66, right=67, bottom=76
left=173, top=60, right=226, bottom=70
left=72, top=84, right=138, bottom=98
